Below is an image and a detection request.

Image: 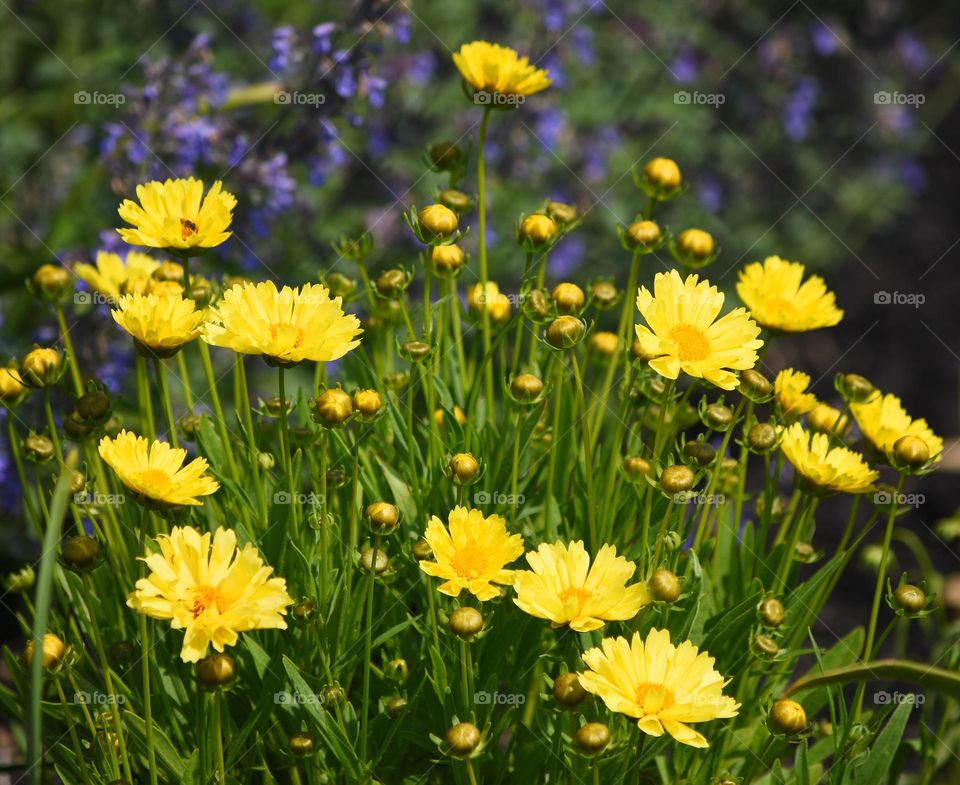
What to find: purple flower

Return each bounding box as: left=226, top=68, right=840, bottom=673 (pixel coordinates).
left=782, top=77, right=818, bottom=141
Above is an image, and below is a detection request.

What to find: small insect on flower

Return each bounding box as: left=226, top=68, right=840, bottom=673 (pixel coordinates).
left=779, top=423, right=878, bottom=494
left=128, top=526, right=293, bottom=663
left=99, top=430, right=219, bottom=507
left=578, top=628, right=740, bottom=748
left=635, top=270, right=763, bottom=391
left=418, top=506, right=524, bottom=601
left=117, top=178, right=237, bottom=251
left=202, top=280, right=362, bottom=366
left=736, top=256, right=843, bottom=332
left=512, top=541, right=650, bottom=632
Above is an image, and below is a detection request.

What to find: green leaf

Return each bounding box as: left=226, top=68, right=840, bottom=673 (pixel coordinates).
left=850, top=701, right=912, bottom=785
left=786, top=659, right=960, bottom=703
left=375, top=455, right=417, bottom=524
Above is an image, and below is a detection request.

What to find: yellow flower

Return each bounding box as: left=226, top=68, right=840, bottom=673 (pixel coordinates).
left=117, top=178, right=237, bottom=251
left=779, top=422, right=878, bottom=494
left=75, top=250, right=161, bottom=300
left=579, top=628, right=740, bottom=748
left=635, top=270, right=763, bottom=391
left=113, top=292, right=206, bottom=354
left=513, top=541, right=650, bottom=632
left=128, top=526, right=293, bottom=662
left=99, top=430, right=220, bottom=506
left=467, top=282, right=512, bottom=323
left=202, top=280, right=362, bottom=365
left=736, top=256, right=843, bottom=332
left=806, top=402, right=849, bottom=437
left=851, top=392, right=943, bottom=463
left=419, top=506, right=524, bottom=601
left=774, top=369, right=818, bottom=418
left=0, top=366, right=28, bottom=405
left=453, top=41, right=552, bottom=98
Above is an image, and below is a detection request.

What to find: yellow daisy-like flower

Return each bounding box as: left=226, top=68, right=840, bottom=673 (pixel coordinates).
left=112, top=292, right=206, bottom=354
left=202, top=280, right=362, bottom=365
left=774, top=369, right=818, bottom=418
left=0, top=366, right=28, bottom=405
left=579, top=628, right=740, bottom=748
left=736, top=256, right=843, bottom=332
left=453, top=41, right=552, bottom=98
left=467, top=281, right=512, bottom=323
left=99, top=430, right=220, bottom=506
left=128, top=526, right=293, bottom=663
left=75, top=250, right=161, bottom=300
left=635, top=270, right=763, bottom=391
left=513, top=541, right=650, bottom=632
left=779, top=422, right=878, bottom=494
left=419, top=506, right=524, bottom=601
left=117, top=178, right=237, bottom=251
left=851, top=392, right=943, bottom=463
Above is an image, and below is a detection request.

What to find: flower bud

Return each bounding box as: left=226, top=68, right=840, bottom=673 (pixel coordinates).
left=551, top=283, right=585, bottom=314
left=546, top=316, right=585, bottom=349
left=644, top=157, right=682, bottom=192
left=418, top=204, right=459, bottom=239
left=748, top=423, right=777, bottom=452
left=60, top=535, right=102, bottom=572
left=510, top=373, right=544, bottom=403
left=432, top=244, right=466, bottom=274
left=449, top=453, right=479, bottom=484
left=376, top=269, right=409, bottom=298
left=0, top=367, right=28, bottom=405
left=738, top=369, right=772, bottom=399
left=839, top=373, right=876, bottom=403
left=683, top=441, right=716, bottom=467
left=293, top=599, right=318, bottom=622
left=366, top=502, right=400, bottom=534
left=704, top=403, right=733, bottom=430
left=574, top=722, right=610, bottom=755
left=322, top=684, right=345, bottom=704
left=429, top=142, right=463, bottom=170
left=660, top=465, right=695, bottom=494
left=360, top=547, right=389, bottom=575
left=4, top=565, right=35, bottom=594
left=758, top=597, right=786, bottom=627
left=24, top=633, right=66, bottom=670
left=519, top=213, right=558, bottom=246
left=467, top=282, right=511, bottom=322
left=314, top=388, right=353, bottom=426
left=625, top=220, right=661, bottom=249
left=676, top=229, right=715, bottom=261
left=76, top=389, right=111, bottom=422
left=439, top=188, right=473, bottom=214
left=385, top=696, right=408, bottom=718
left=258, top=452, right=276, bottom=472
left=385, top=371, right=410, bottom=390
left=623, top=456, right=650, bottom=481
left=24, top=434, right=55, bottom=463
left=446, top=722, right=481, bottom=756
left=768, top=699, right=807, bottom=736
left=195, top=653, right=236, bottom=689
left=648, top=569, right=682, bottom=603
left=401, top=340, right=432, bottom=363
left=523, top=288, right=551, bottom=322
left=352, top=389, right=382, bottom=418
left=325, top=272, right=357, bottom=299
left=806, top=403, right=848, bottom=437
left=553, top=672, right=587, bottom=707
left=893, top=584, right=926, bottom=613
left=753, top=634, right=780, bottom=658
left=893, top=435, right=930, bottom=469
left=546, top=201, right=577, bottom=225
left=21, top=347, right=61, bottom=387
left=289, top=731, right=317, bottom=757
left=32, top=264, right=73, bottom=301
left=412, top=538, right=434, bottom=561
left=449, top=606, right=484, bottom=639
left=588, top=331, right=620, bottom=359
left=590, top=280, right=619, bottom=309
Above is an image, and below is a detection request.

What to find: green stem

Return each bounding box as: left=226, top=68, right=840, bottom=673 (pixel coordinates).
left=235, top=355, right=267, bottom=522
left=135, top=353, right=156, bottom=440
left=570, top=353, right=597, bottom=550
left=693, top=397, right=746, bottom=550
left=197, top=341, right=238, bottom=481
left=153, top=358, right=179, bottom=447
left=542, top=356, right=565, bottom=539
left=214, top=691, right=226, bottom=784
left=360, top=536, right=379, bottom=762
left=277, top=366, right=299, bottom=529
left=54, top=302, right=84, bottom=396
left=476, top=106, right=495, bottom=414
left=138, top=509, right=159, bottom=785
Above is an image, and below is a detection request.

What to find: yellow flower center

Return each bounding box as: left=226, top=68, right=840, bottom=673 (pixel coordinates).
left=269, top=323, right=306, bottom=349
left=450, top=547, right=487, bottom=579
left=764, top=297, right=799, bottom=320
left=191, top=585, right=226, bottom=617
left=137, top=469, right=172, bottom=492
left=669, top=325, right=710, bottom=362
left=635, top=681, right=675, bottom=713
left=180, top=218, right=198, bottom=240
left=558, top=586, right=592, bottom=611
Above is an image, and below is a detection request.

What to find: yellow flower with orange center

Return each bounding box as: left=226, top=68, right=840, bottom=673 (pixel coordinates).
left=635, top=270, right=763, bottom=390
left=736, top=256, right=842, bottom=332
left=128, top=526, right=293, bottom=662
left=419, top=506, right=524, bottom=601
left=579, top=628, right=740, bottom=748
left=453, top=41, right=551, bottom=98
left=513, top=541, right=650, bottom=632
